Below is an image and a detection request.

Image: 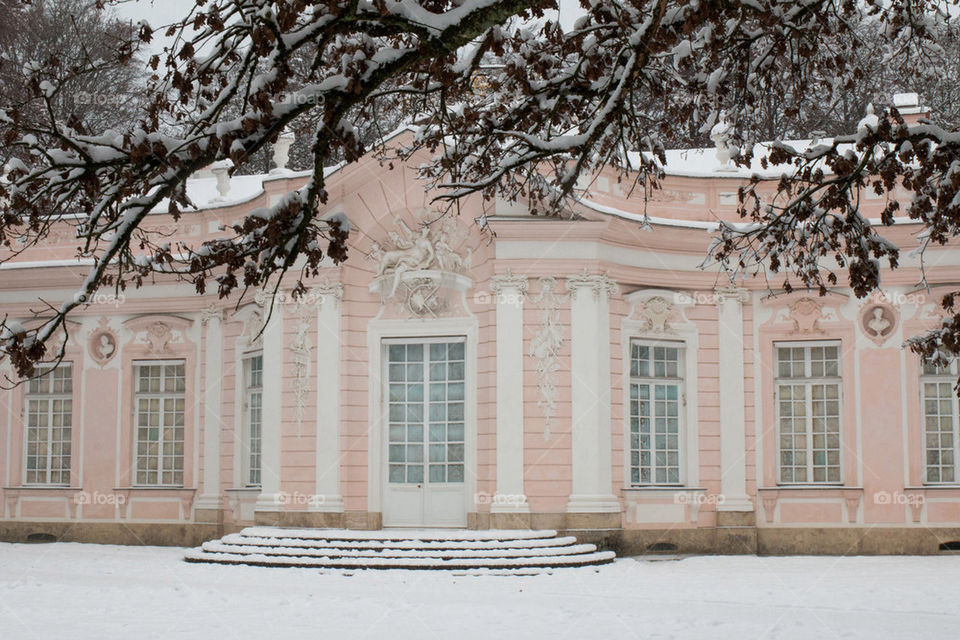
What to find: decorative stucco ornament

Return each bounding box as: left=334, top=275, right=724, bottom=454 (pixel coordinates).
left=529, top=277, right=567, bottom=439
left=565, top=269, right=618, bottom=301
left=145, top=322, right=174, bottom=354
left=369, top=214, right=472, bottom=317
left=859, top=294, right=899, bottom=347
left=89, top=317, right=118, bottom=366
left=637, top=296, right=677, bottom=334
left=290, top=310, right=312, bottom=436
left=787, top=297, right=825, bottom=335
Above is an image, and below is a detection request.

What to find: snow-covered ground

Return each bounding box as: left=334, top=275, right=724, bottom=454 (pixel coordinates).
left=1, top=542, right=958, bottom=639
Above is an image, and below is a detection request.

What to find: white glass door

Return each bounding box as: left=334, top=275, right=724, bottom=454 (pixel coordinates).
left=382, top=338, right=467, bottom=527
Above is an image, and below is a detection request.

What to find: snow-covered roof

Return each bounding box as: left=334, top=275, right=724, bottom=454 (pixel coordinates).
left=151, top=173, right=272, bottom=213
left=148, top=126, right=419, bottom=214
left=627, top=140, right=835, bottom=179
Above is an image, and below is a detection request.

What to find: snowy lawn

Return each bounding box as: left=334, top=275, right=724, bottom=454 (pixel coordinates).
left=1, top=542, right=958, bottom=639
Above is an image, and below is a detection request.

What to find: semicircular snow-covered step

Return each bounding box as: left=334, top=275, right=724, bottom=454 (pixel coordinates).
left=184, top=548, right=616, bottom=570
left=200, top=540, right=602, bottom=559
left=185, top=527, right=616, bottom=571
left=236, top=527, right=560, bottom=542
left=218, top=532, right=581, bottom=551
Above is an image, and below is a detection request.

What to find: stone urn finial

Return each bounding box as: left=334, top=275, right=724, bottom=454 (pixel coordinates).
left=710, top=110, right=735, bottom=171
left=272, top=129, right=296, bottom=173
left=210, top=159, right=233, bottom=202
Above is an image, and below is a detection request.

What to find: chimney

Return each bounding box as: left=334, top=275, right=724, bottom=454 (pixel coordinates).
left=892, top=92, right=930, bottom=126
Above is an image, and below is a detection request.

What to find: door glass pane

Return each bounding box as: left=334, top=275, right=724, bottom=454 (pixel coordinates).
left=386, top=340, right=465, bottom=484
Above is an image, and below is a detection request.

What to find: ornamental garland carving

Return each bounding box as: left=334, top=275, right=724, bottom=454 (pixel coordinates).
left=529, top=277, right=566, bottom=439
left=290, top=302, right=313, bottom=437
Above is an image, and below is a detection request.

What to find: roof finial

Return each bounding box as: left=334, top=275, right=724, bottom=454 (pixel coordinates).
left=210, top=159, right=233, bottom=202
left=710, top=110, right=736, bottom=171
left=271, top=129, right=296, bottom=173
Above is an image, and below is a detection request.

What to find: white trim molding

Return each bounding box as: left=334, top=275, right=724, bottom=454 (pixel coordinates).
left=195, top=306, right=223, bottom=510
left=715, top=284, right=754, bottom=512
left=312, top=280, right=345, bottom=512
left=254, top=294, right=285, bottom=512
left=490, top=271, right=530, bottom=513
left=565, top=271, right=620, bottom=514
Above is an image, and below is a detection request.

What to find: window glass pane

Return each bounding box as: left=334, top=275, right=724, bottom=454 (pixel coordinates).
left=775, top=343, right=842, bottom=484
left=922, top=365, right=958, bottom=484
left=629, top=341, right=684, bottom=486
left=134, top=361, right=185, bottom=486
left=24, top=364, right=72, bottom=485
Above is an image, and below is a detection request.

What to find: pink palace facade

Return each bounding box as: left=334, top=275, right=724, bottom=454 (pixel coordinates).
left=3, top=96, right=960, bottom=555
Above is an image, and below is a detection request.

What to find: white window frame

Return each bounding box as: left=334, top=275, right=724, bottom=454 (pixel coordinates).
left=133, top=359, right=186, bottom=487
left=628, top=339, right=686, bottom=486
left=242, top=352, right=264, bottom=487
left=23, top=363, right=73, bottom=486
left=774, top=340, right=844, bottom=485
left=920, top=359, right=960, bottom=485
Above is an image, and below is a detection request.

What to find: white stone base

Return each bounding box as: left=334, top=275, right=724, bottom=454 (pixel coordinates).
left=490, top=495, right=531, bottom=514
left=566, top=494, right=621, bottom=513
left=717, top=498, right=755, bottom=512
left=308, top=495, right=345, bottom=512
left=194, top=494, right=223, bottom=510
left=254, top=493, right=284, bottom=511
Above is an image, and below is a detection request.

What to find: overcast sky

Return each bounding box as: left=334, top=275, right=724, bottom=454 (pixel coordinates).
left=112, top=0, right=200, bottom=53
left=112, top=0, right=586, bottom=54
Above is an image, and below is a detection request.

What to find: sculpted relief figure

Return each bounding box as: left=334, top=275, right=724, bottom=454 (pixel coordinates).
left=373, top=225, right=436, bottom=297
left=371, top=215, right=471, bottom=300
left=867, top=306, right=891, bottom=337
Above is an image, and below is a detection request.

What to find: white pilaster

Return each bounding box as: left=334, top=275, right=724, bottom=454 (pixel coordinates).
left=312, top=282, right=345, bottom=512
left=715, top=285, right=753, bottom=512
left=196, top=306, right=224, bottom=510
left=490, top=272, right=530, bottom=513
left=255, top=295, right=285, bottom=511
left=565, top=272, right=620, bottom=513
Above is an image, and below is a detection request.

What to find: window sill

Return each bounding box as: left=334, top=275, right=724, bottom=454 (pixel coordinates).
left=225, top=487, right=262, bottom=493
left=765, top=485, right=860, bottom=491
left=622, top=486, right=706, bottom=493
left=4, top=485, right=80, bottom=492
left=906, top=485, right=960, bottom=491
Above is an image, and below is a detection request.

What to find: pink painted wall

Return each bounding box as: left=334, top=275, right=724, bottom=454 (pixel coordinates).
left=1, top=130, right=959, bottom=532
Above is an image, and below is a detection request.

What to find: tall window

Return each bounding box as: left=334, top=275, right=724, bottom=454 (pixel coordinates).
left=629, top=342, right=683, bottom=485
left=921, top=360, right=959, bottom=483
left=24, top=364, right=72, bottom=485
left=243, top=354, right=263, bottom=487
left=134, top=361, right=186, bottom=486
left=776, top=343, right=842, bottom=484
